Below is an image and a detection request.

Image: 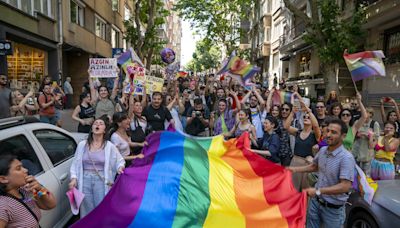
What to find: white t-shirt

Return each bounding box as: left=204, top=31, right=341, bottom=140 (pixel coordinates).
left=110, top=133, right=130, bottom=157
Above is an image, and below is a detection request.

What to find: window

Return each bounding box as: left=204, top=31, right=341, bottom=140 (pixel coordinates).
left=124, top=4, right=131, bottom=20
left=0, top=135, right=43, bottom=176
left=70, top=0, right=84, bottom=26
left=111, top=26, right=120, bottom=48
left=95, top=15, right=107, bottom=39
left=112, top=0, right=119, bottom=12
left=273, top=53, right=279, bottom=69
left=4, top=0, right=52, bottom=17
left=33, top=130, right=76, bottom=166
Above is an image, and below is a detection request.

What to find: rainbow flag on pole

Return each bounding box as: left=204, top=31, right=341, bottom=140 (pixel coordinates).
left=217, top=52, right=260, bottom=85
left=343, top=50, right=386, bottom=81
left=117, top=47, right=144, bottom=73
left=72, top=131, right=307, bottom=228
left=352, top=165, right=378, bottom=205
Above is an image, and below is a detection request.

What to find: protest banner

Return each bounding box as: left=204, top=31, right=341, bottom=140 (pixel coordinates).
left=145, top=76, right=164, bottom=95
left=89, top=58, right=118, bottom=78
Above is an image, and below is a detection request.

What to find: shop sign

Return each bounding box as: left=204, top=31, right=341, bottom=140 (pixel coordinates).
left=0, top=41, right=12, bottom=55
left=89, top=58, right=118, bottom=78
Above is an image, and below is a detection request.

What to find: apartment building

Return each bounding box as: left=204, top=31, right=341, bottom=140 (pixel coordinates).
left=0, top=0, right=130, bottom=105
left=248, top=0, right=272, bottom=85
left=361, top=0, right=400, bottom=106
left=165, top=0, right=182, bottom=63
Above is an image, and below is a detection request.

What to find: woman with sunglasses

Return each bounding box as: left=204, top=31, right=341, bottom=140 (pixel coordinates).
left=277, top=102, right=300, bottom=166
left=284, top=99, right=321, bottom=191
left=371, top=121, right=400, bottom=180
left=340, top=92, right=367, bottom=152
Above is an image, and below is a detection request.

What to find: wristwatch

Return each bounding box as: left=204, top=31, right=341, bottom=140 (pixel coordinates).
left=316, top=188, right=321, bottom=196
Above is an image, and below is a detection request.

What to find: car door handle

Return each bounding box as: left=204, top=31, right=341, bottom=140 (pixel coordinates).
left=59, top=174, right=68, bottom=182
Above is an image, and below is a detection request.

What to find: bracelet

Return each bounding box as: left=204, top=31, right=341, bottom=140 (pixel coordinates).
left=34, top=186, right=50, bottom=198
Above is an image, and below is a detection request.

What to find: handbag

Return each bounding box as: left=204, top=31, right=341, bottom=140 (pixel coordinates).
left=130, top=117, right=146, bottom=155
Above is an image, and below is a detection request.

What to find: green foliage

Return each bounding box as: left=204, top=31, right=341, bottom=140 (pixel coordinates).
left=185, top=39, right=221, bottom=72
left=124, top=0, right=170, bottom=68
left=285, top=0, right=366, bottom=65
left=174, top=0, right=253, bottom=55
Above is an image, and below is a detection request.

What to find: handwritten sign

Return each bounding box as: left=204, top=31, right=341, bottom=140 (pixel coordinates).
left=89, top=58, right=117, bottom=78
left=132, top=73, right=146, bottom=95
left=145, top=76, right=164, bottom=95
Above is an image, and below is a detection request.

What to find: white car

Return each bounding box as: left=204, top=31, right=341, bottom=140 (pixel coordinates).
left=0, top=117, right=87, bottom=228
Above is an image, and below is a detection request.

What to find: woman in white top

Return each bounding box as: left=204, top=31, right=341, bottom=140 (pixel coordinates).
left=110, top=112, right=146, bottom=163
left=69, top=117, right=125, bottom=218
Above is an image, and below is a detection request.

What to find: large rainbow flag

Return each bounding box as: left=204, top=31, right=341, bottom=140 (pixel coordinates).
left=343, top=50, right=386, bottom=82
left=72, top=131, right=307, bottom=228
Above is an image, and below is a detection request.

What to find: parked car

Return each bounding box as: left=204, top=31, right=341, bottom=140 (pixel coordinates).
left=345, top=179, right=400, bottom=228
left=0, top=116, right=87, bottom=228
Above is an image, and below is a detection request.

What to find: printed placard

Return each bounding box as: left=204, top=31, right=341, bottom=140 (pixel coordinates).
left=132, top=73, right=146, bottom=95
left=89, top=58, right=118, bottom=78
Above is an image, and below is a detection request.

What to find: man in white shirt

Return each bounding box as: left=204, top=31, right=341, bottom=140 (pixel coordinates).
left=63, top=77, right=74, bottom=109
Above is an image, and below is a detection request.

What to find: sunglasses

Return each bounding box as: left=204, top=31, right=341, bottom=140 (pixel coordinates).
left=316, top=106, right=325, bottom=109
left=304, top=116, right=310, bottom=119
left=341, top=113, right=351, bottom=117
left=282, top=108, right=290, bottom=111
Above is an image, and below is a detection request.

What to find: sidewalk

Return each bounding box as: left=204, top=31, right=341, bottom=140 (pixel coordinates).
left=59, top=109, right=78, bottom=132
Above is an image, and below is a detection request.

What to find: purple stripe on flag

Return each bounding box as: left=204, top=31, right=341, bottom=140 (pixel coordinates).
left=117, top=50, right=131, bottom=65
left=72, top=132, right=162, bottom=228
left=350, top=66, right=377, bottom=81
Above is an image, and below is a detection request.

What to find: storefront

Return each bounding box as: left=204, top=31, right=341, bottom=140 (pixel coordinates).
left=6, top=42, right=47, bottom=91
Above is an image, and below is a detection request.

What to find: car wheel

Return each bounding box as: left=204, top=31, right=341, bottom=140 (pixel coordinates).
left=348, top=211, right=378, bottom=228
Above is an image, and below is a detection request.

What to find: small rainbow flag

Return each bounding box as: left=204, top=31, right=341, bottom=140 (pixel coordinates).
left=117, top=47, right=144, bottom=73
left=217, top=52, right=260, bottom=84
left=176, top=71, right=188, bottom=78
left=72, top=131, right=307, bottom=228
left=352, top=165, right=378, bottom=205
left=343, top=50, right=386, bottom=82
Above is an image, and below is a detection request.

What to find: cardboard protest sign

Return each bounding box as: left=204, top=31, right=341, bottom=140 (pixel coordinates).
left=145, top=76, right=164, bottom=95
left=89, top=58, right=118, bottom=78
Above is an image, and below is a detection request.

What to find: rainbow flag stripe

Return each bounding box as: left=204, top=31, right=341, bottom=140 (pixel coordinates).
left=343, top=50, right=386, bottom=82
left=72, top=131, right=306, bottom=228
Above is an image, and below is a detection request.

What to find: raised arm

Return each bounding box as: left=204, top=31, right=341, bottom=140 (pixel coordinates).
left=240, top=91, right=252, bottom=105
left=283, top=111, right=298, bottom=136
left=300, top=99, right=321, bottom=140
left=266, top=88, right=274, bottom=113
left=389, top=97, right=400, bottom=119
left=380, top=98, right=386, bottom=123
left=88, top=71, right=98, bottom=103
left=352, top=92, right=367, bottom=135
left=254, top=89, right=266, bottom=107
left=230, top=90, right=241, bottom=111
left=110, top=77, right=119, bottom=100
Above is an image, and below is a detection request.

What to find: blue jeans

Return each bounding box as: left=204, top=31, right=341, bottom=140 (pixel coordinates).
left=39, top=115, right=57, bottom=125
left=80, top=170, right=105, bottom=218
left=307, top=197, right=345, bottom=228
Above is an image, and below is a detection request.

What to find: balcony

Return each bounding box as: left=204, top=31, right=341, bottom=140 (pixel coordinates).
left=363, top=0, right=400, bottom=29
left=279, top=21, right=307, bottom=53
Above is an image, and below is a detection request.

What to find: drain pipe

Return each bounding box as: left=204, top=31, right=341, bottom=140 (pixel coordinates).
left=57, top=0, right=63, bottom=82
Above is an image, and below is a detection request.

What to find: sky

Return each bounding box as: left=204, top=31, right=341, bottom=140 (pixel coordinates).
left=180, top=20, right=199, bottom=67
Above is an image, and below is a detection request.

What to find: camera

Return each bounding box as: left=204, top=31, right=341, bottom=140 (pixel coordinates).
left=27, top=97, right=34, bottom=105
left=195, top=111, right=202, bottom=117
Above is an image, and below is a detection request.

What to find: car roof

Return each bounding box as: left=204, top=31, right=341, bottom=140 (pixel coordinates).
left=373, top=179, right=400, bottom=216
left=0, top=116, right=40, bottom=130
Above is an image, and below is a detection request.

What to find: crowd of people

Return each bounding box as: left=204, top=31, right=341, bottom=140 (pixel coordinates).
left=0, top=71, right=400, bottom=227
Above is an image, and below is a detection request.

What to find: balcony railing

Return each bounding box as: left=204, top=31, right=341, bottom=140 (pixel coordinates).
left=280, top=21, right=306, bottom=46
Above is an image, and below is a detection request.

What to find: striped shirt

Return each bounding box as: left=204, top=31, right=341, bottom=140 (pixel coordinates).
left=313, top=145, right=355, bottom=205
left=0, top=189, right=41, bottom=228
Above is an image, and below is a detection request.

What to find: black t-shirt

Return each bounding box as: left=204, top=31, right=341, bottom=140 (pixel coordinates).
left=293, top=131, right=317, bottom=158
left=352, top=110, right=361, bottom=122
left=142, top=105, right=172, bottom=131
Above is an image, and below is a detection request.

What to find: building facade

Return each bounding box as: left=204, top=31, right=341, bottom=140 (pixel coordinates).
left=0, top=0, right=126, bottom=104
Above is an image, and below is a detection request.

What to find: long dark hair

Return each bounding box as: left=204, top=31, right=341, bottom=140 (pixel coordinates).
left=339, top=108, right=355, bottom=127
left=109, top=112, right=129, bottom=137
left=86, top=116, right=109, bottom=150
left=239, top=108, right=252, bottom=124
left=0, top=155, right=17, bottom=194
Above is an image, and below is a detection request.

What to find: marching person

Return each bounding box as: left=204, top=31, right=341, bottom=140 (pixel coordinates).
left=69, top=118, right=125, bottom=218
left=0, top=155, right=56, bottom=227
left=72, top=92, right=96, bottom=133
left=288, top=119, right=355, bottom=228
